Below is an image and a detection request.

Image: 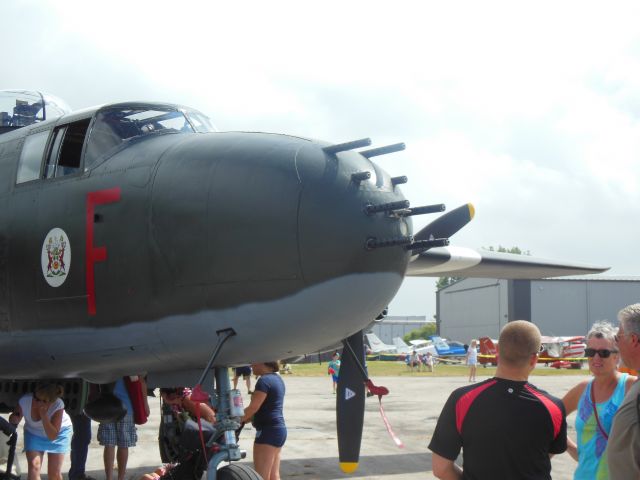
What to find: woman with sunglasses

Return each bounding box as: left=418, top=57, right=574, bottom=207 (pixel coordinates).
left=562, top=321, right=637, bottom=479
left=8, top=382, right=72, bottom=480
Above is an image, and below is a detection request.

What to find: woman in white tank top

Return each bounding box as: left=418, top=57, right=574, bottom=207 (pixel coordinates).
left=8, top=382, right=72, bottom=480
left=466, top=339, right=479, bottom=382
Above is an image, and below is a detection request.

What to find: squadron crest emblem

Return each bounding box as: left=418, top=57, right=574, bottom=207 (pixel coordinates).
left=41, top=228, right=71, bottom=287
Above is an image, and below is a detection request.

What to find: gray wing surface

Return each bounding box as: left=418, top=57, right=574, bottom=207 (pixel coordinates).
left=406, top=246, right=609, bottom=279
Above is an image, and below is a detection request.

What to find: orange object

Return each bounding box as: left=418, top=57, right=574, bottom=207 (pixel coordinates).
left=619, top=365, right=638, bottom=376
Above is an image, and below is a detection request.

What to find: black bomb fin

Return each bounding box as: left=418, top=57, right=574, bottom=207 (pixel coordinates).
left=337, top=331, right=367, bottom=473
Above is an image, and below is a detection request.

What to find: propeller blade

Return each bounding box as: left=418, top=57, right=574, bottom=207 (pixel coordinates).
left=414, top=203, right=475, bottom=242
left=337, top=331, right=366, bottom=473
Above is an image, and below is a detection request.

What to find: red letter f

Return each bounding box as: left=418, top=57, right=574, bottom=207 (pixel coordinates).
left=86, top=188, right=121, bottom=316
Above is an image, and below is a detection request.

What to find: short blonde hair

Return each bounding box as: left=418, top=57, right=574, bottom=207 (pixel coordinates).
left=35, top=382, right=64, bottom=403
left=498, top=320, right=541, bottom=367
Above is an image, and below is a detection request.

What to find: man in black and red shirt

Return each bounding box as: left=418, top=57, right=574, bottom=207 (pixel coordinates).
left=428, top=320, right=567, bottom=479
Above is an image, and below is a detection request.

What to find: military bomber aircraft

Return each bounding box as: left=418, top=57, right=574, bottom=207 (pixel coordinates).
left=0, top=90, right=608, bottom=478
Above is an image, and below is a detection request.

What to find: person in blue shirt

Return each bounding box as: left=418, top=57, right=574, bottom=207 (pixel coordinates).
left=242, top=362, right=286, bottom=480
left=327, top=352, right=341, bottom=393
left=561, top=321, right=636, bottom=479
left=97, top=377, right=148, bottom=480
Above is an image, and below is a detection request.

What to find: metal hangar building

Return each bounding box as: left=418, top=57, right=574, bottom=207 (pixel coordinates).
left=369, top=315, right=428, bottom=344
left=436, top=276, right=640, bottom=342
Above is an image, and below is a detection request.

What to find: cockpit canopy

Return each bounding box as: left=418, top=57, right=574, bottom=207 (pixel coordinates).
left=0, top=90, right=71, bottom=132
left=14, top=101, right=217, bottom=184
left=83, top=105, right=215, bottom=168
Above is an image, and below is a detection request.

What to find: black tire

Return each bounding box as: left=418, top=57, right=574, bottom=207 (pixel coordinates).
left=159, top=421, right=181, bottom=463
left=217, top=464, right=263, bottom=480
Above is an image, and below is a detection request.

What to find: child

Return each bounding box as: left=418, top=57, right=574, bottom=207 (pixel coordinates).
left=327, top=352, right=341, bottom=393
left=424, top=352, right=435, bottom=372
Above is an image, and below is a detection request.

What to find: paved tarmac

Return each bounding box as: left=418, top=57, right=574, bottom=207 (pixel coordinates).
left=5, top=372, right=587, bottom=479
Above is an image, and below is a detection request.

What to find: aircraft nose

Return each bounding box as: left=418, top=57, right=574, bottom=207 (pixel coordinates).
left=151, top=132, right=302, bottom=287
left=295, top=140, right=413, bottom=284
left=150, top=132, right=414, bottom=316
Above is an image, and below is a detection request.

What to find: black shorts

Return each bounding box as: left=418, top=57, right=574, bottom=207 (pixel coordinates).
left=235, top=366, right=251, bottom=377
left=254, top=426, right=287, bottom=448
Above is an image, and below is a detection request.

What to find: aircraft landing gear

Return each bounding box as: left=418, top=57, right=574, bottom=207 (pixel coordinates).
left=204, top=366, right=250, bottom=480
left=216, top=463, right=262, bottom=479
left=0, top=417, right=19, bottom=480
left=157, top=328, right=261, bottom=480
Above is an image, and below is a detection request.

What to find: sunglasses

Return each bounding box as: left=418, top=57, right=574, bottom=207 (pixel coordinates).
left=584, top=348, right=618, bottom=358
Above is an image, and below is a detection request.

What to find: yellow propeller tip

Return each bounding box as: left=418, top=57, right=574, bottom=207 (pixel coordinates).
left=339, top=462, right=359, bottom=473
left=467, top=203, right=475, bottom=219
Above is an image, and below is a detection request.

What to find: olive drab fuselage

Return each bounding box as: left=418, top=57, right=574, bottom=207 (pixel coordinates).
left=0, top=101, right=411, bottom=381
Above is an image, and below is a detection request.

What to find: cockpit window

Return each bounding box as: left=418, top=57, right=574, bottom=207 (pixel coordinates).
left=185, top=110, right=216, bottom=133
left=84, top=107, right=196, bottom=169
left=0, top=90, right=71, bottom=131
left=16, top=130, right=49, bottom=183
left=44, top=119, right=91, bottom=179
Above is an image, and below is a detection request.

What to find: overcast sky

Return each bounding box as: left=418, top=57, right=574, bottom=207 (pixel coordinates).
left=5, top=0, right=640, bottom=319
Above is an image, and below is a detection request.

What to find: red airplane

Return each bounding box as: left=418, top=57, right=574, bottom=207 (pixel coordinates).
left=479, top=335, right=586, bottom=369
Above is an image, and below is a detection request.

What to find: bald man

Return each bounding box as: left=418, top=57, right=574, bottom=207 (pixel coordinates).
left=429, top=320, right=567, bottom=480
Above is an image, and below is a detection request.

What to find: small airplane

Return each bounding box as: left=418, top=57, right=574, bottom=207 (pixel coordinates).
left=540, top=335, right=586, bottom=369
left=366, top=334, right=468, bottom=364
left=0, top=90, right=608, bottom=477
left=364, top=333, right=399, bottom=354
left=479, top=335, right=586, bottom=369
left=478, top=336, right=499, bottom=366
left=429, top=336, right=467, bottom=357
left=364, top=334, right=437, bottom=361
left=407, top=338, right=431, bottom=347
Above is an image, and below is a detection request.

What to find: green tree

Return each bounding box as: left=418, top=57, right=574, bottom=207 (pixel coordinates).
left=482, top=245, right=531, bottom=255
left=403, top=322, right=438, bottom=343
left=435, top=276, right=464, bottom=290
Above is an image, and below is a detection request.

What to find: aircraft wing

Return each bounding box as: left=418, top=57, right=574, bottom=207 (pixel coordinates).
left=406, top=246, right=609, bottom=279
left=541, top=335, right=585, bottom=344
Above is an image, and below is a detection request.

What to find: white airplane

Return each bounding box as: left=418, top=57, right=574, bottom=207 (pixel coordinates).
left=364, top=333, right=398, bottom=354
left=396, top=337, right=438, bottom=356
